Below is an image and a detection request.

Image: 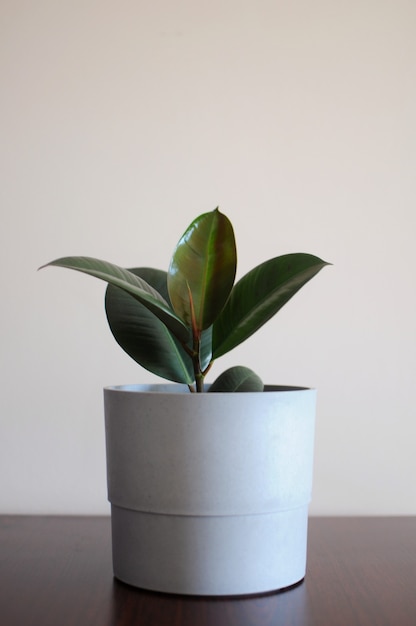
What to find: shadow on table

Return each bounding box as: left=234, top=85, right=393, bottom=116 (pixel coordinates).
left=109, top=576, right=311, bottom=626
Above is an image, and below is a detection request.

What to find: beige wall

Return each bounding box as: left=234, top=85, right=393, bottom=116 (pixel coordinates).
left=1, top=1, right=415, bottom=514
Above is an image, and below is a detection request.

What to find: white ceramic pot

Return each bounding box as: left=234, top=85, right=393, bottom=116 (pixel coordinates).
left=104, top=384, right=316, bottom=596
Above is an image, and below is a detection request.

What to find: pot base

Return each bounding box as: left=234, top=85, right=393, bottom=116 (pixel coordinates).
left=111, top=504, right=309, bottom=596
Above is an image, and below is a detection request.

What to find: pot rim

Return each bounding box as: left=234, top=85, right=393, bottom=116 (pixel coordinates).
left=104, top=383, right=313, bottom=395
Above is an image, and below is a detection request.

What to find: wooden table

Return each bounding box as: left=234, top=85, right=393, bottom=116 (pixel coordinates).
left=0, top=516, right=415, bottom=625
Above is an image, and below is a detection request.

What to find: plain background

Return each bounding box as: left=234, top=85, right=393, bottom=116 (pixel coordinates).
left=1, top=1, right=415, bottom=515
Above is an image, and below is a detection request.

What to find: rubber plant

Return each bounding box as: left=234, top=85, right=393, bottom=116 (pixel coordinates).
left=40, top=208, right=329, bottom=392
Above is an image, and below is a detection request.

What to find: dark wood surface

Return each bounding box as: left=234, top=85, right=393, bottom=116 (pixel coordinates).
left=0, top=516, right=415, bottom=625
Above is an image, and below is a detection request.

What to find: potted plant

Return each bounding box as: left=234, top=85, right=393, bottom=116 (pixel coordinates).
left=40, top=208, right=329, bottom=596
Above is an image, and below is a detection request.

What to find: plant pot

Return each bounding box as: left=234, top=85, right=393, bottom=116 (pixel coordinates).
left=104, top=383, right=316, bottom=596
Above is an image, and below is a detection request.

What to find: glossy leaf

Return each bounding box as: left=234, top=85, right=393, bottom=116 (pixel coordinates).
left=40, top=256, right=190, bottom=343
left=208, top=366, right=264, bottom=392
left=105, top=268, right=194, bottom=384
left=212, top=253, right=330, bottom=358
left=199, top=325, right=213, bottom=372
left=167, top=209, right=236, bottom=331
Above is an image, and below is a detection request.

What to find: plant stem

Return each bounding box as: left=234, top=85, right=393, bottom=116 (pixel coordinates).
left=195, top=373, right=205, bottom=393
left=186, top=282, right=205, bottom=392
left=192, top=335, right=205, bottom=392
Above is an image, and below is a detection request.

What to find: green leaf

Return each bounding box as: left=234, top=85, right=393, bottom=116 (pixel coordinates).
left=208, top=366, right=264, bottom=392
left=212, top=253, right=330, bottom=358
left=40, top=256, right=190, bottom=343
left=167, top=208, right=237, bottom=331
left=105, top=268, right=194, bottom=384
left=199, top=325, right=213, bottom=372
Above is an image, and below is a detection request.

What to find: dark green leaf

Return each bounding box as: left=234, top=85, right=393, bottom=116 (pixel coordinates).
left=40, top=256, right=190, bottom=343
left=105, top=268, right=194, bottom=384
left=167, top=208, right=236, bottom=331
left=208, top=366, right=264, bottom=392
left=212, top=253, right=330, bottom=358
left=199, top=326, right=212, bottom=372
